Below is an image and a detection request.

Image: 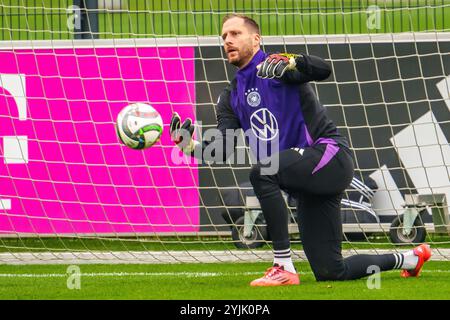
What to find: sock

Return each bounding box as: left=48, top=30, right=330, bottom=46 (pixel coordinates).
left=273, top=248, right=296, bottom=273
left=393, top=251, right=419, bottom=270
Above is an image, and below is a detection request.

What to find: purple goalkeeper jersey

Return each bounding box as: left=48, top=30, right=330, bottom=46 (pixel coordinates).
left=200, top=49, right=349, bottom=172
left=230, top=50, right=311, bottom=159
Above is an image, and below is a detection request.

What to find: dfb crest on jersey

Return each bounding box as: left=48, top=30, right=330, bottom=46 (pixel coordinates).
left=245, top=88, right=261, bottom=107
left=250, top=108, right=279, bottom=141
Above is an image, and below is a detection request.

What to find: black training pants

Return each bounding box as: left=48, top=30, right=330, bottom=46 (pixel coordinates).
left=250, top=144, right=396, bottom=281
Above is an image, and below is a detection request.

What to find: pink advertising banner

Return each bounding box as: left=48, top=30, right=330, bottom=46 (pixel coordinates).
left=0, top=46, right=198, bottom=234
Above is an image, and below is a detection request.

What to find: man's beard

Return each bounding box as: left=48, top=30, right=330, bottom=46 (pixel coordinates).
left=229, top=45, right=254, bottom=68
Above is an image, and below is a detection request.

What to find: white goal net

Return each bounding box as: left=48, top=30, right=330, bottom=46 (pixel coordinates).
left=0, top=1, right=449, bottom=264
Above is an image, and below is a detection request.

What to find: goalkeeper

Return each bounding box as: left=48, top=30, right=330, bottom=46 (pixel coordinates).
left=170, top=14, right=431, bottom=286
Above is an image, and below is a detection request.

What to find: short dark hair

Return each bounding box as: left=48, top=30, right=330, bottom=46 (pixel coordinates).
left=222, top=13, right=260, bottom=34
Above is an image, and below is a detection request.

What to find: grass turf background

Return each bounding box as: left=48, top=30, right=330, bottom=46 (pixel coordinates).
left=0, top=0, right=449, bottom=40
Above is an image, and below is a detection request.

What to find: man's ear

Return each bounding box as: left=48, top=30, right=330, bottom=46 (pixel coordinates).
left=253, top=33, right=261, bottom=47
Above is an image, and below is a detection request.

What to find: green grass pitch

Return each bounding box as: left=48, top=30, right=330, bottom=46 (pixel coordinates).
left=0, top=261, right=449, bottom=300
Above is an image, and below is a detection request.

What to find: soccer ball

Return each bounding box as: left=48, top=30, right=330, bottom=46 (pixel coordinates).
left=116, top=103, right=163, bottom=149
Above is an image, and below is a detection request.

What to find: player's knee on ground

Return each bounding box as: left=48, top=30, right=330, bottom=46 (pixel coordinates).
left=249, top=164, right=279, bottom=198
left=305, top=247, right=348, bottom=281
left=311, top=261, right=348, bottom=281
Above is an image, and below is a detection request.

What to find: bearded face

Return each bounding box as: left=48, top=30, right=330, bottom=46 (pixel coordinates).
left=222, top=17, right=260, bottom=69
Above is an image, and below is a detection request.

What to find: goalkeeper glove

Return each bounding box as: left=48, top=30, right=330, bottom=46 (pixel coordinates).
left=256, top=53, right=299, bottom=79
left=170, top=112, right=197, bottom=155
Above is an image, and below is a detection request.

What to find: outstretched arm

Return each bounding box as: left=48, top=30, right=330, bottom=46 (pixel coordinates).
left=170, top=85, right=240, bottom=162
left=257, top=53, right=332, bottom=83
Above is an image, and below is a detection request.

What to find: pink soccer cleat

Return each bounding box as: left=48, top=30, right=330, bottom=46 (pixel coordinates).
left=250, top=264, right=300, bottom=287
left=401, top=243, right=432, bottom=278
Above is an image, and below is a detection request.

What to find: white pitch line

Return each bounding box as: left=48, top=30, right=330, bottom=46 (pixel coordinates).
left=0, top=270, right=449, bottom=279
left=0, top=271, right=263, bottom=278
